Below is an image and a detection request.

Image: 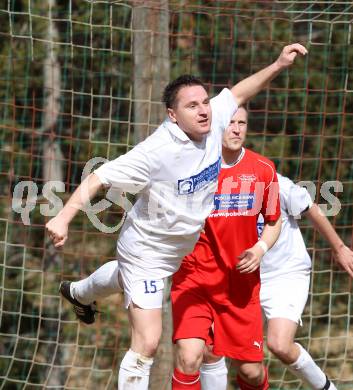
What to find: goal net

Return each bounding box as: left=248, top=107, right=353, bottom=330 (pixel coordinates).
left=0, top=1, right=352, bottom=389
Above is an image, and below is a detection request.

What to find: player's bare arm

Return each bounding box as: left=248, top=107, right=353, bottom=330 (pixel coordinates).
left=45, top=173, right=103, bottom=248
left=237, top=217, right=281, bottom=274
left=231, top=43, right=308, bottom=106
left=304, top=203, right=353, bottom=278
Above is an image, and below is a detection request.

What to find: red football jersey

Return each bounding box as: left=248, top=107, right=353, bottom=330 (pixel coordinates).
left=175, top=148, right=280, bottom=306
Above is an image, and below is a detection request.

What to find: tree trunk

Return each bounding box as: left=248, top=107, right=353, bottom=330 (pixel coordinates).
left=132, top=2, right=172, bottom=389
left=132, top=0, right=170, bottom=142
left=42, top=0, right=63, bottom=185
left=41, top=0, right=65, bottom=387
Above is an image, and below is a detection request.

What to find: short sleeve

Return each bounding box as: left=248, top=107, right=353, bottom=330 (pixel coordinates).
left=94, top=143, right=150, bottom=193
left=260, top=162, right=281, bottom=223
left=210, top=88, right=238, bottom=135
left=279, top=175, right=313, bottom=217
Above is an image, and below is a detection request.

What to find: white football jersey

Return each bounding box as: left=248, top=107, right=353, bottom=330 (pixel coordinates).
left=94, top=88, right=237, bottom=279
left=259, top=174, right=313, bottom=281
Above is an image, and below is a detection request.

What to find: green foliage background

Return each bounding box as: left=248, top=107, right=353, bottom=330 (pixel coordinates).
left=0, top=1, right=352, bottom=389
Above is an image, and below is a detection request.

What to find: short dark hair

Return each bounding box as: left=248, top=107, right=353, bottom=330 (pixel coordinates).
left=162, top=74, right=207, bottom=109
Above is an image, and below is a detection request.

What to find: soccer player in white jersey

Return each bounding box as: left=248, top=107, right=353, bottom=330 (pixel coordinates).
left=258, top=174, right=353, bottom=390
left=46, top=44, right=307, bottom=390
left=200, top=174, right=353, bottom=390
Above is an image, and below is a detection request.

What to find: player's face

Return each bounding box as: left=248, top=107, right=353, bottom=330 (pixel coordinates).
left=167, top=85, right=212, bottom=142
left=222, top=107, right=248, bottom=152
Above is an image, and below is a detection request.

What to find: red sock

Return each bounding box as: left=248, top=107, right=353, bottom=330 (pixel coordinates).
left=237, top=367, right=269, bottom=390
left=172, top=368, right=201, bottom=389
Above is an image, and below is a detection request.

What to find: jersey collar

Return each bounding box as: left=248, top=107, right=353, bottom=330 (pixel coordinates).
left=163, top=118, right=193, bottom=142
left=221, top=147, right=245, bottom=168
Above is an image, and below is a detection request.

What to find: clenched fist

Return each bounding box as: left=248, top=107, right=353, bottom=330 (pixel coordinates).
left=275, top=43, right=308, bottom=69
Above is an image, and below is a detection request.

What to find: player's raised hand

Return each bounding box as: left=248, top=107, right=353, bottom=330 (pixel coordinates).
left=46, top=216, right=69, bottom=248
left=275, top=43, right=308, bottom=69
left=332, top=245, right=353, bottom=278
left=236, top=245, right=264, bottom=274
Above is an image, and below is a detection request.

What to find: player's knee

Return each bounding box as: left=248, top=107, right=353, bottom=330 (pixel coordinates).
left=177, top=347, right=203, bottom=373
left=266, top=337, right=291, bottom=361
left=132, top=332, right=160, bottom=357
left=141, top=337, right=160, bottom=357
left=202, top=345, right=221, bottom=364
left=238, top=362, right=264, bottom=385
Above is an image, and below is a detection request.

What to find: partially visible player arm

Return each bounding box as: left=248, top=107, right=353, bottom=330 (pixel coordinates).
left=304, top=203, right=353, bottom=277
left=231, top=43, right=307, bottom=106
left=237, top=217, right=281, bottom=274
left=46, top=173, right=103, bottom=248
left=46, top=142, right=150, bottom=249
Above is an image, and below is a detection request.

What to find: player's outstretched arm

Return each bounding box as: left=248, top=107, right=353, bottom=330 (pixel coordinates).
left=305, top=203, right=353, bottom=277
left=45, top=173, right=103, bottom=248
left=237, top=217, right=282, bottom=274
left=231, top=43, right=308, bottom=106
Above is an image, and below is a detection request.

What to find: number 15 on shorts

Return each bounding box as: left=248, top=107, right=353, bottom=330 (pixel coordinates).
left=144, top=280, right=157, bottom=294
left=134, top=279, right=164, bottom=308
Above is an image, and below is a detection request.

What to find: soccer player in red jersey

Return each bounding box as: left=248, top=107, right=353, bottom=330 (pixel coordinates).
left=171, top=106, right=281, bottom=390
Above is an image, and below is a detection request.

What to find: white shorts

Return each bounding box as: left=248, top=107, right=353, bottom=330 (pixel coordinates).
left=73, top=258, right=165, bottom=310
left=260, top=271, right=310, bottom=325
left=121, top=275, right=165, bottom=310
left=118, top=256, right=165, bottom=310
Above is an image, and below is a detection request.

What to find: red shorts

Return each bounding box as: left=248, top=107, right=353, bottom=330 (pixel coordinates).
left=171, top=276, right=264, bottom=362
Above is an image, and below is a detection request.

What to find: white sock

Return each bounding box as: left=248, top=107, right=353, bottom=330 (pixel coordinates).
left=200, top=357, right=228, bottom=390
left=287, top=343, right=337, bottom=390
left=71, top=260, right=123, bottom=305
left=118, top=349, right=154, bottom=390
